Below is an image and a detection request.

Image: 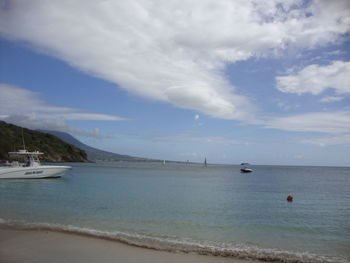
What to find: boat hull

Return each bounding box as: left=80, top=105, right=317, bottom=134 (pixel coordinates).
left=0, top=165, right=71, bottom=179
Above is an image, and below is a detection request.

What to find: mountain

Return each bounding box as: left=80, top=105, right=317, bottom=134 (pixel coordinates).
left=0, top=121, right=88, bottom=162
left=39, top=130, right=156, bottom=162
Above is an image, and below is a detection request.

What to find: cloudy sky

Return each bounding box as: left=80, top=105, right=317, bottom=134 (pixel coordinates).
left=0, top=0, right=349, bottom=165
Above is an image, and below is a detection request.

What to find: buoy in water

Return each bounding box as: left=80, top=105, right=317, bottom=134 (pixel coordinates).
left=287, top=195, right=293, bottom=202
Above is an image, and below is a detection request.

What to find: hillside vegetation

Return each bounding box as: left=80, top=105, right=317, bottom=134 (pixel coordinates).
left=0, top=121, right=88, bottom=162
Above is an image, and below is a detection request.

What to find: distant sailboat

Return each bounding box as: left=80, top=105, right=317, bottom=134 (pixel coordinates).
left=204, top=157, right=207, bottom=167
left=163, top=160, right=166, bottom=165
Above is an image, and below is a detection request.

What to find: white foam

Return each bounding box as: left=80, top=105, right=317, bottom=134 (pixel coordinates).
left=0, top=219, right=347, bottom=263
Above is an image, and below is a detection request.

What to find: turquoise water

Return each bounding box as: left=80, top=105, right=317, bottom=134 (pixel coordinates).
left=1, top=162, right=349, bottom=262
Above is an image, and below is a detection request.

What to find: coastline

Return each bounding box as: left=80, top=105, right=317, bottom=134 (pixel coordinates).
left=0, top=228, right=250, bottom=263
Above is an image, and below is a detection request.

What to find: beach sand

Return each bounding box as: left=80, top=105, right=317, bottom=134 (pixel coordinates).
left=0, top=229, right=254, bottom=263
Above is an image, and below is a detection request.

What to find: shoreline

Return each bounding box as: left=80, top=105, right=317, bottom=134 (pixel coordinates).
left=0, top=223, right=340, bottom=263
left=0, top=228, right=249, bottom=263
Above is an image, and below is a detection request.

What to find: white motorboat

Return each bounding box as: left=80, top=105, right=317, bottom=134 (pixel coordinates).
left=0, top=150, right=71, bottom=179
left=240, top=167, right=253, bottom=173
left=240, top=163, right=253, bottom=173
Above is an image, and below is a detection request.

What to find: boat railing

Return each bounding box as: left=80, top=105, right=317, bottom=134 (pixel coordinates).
left=10, top=161, right=20, bottom=167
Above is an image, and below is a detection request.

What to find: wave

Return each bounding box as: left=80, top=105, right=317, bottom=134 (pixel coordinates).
left=0, top=218, right=347, bottom=263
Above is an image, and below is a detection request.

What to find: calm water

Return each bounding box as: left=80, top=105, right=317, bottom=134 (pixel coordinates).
left=1, top=162, right=349, bottom=262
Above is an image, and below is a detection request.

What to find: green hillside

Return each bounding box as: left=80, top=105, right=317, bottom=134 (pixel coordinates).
left=0, top=121, right=88, bottom=162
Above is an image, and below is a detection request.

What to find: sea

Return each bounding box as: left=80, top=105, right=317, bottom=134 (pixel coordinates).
left=0, top=162, right=349, bottom=263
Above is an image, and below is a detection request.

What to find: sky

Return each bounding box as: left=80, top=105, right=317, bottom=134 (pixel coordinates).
left=0, top=0, right=349, bottom=166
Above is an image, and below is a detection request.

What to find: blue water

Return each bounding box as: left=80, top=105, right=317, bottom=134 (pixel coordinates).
left=1, top=162, right=349, bottom=262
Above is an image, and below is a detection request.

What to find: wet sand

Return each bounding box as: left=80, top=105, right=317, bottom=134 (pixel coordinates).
left=0, top=228, right=253, bottom=263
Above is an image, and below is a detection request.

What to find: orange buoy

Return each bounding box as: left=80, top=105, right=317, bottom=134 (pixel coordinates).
left=287, top=195, right=293, bottom=202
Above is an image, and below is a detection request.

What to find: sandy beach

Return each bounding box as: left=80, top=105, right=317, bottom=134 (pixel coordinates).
left=0, top=228, right=253, bottom=263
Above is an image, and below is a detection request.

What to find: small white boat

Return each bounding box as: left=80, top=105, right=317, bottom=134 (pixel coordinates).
left=0, top=150, right=71, bottom=179
left=240, top=167, right=253, bottom=173
left=240, top=163, right=252, bottom=173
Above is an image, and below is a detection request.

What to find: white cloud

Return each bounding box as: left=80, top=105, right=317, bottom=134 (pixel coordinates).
left=0, top=84, right=126, bottom=121
left=0, top=84, right=126, bottom=137
left=154, top=133, right=251, bottom=145
left=263, top=111, right=350, bottom=134
left=59, top=113, right=123, bottom=121
left=301, top=134, right=350, bottom=146
left=276, top=60, right=350, bottom=95
left=276, top=100, right=300, bottom=111
left=194, top=114, right=200, bottom=120
left=1, top=0, right=349, bottom=120
left=272, top=59, right=350, bottom=135
left=320, top=96, right=345, bottom=103
left=293, top=154, right=304, bottom=160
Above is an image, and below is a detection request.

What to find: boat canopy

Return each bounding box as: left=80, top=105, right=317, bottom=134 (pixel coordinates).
left=8, top=150, right=43, bottom=156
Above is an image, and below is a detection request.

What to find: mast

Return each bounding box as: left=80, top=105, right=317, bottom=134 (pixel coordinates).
left=21, top=128, right=26, bottom=150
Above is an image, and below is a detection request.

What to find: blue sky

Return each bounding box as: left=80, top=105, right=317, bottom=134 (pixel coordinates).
left=0, top=0, right=349, bottom=166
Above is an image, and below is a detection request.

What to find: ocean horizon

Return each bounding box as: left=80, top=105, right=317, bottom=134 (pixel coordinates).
left=1, top=162, right=349, bottom=263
